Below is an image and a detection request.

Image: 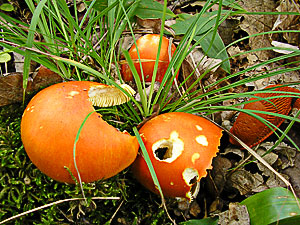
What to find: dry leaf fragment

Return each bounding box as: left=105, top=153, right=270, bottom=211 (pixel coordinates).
left=227, top=169, right=264, bottom=196
left=239, top=0, right=277, bottom=61
left=271, top=40, right=299, bottom=54
left=273, top=0, right=300, bottom=45
left=0, top=66, right=62, bottom=106
left=0, top=72, right=23, bottom=106
left=218, top=203, right=250, bottom=225
left=29, top=65, right=63, bottom=92
left=136, top=17, right=161, bottom=33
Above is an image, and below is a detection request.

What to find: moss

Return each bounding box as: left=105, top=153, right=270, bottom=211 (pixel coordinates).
left=0, top=103, right=177, bottom=224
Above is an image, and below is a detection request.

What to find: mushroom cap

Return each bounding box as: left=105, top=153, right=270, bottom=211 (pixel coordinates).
left=121, top=34, right=178, bottom=83
left=131, top=112, right=222, bottom=200
left=230, top=85, right=300, bottom=147
left=21, top=81, right=139, bottom=183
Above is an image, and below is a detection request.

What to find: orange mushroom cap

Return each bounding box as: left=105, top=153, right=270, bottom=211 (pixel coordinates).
left=120, top=34, right=178, bottom=83
left=230, top=85, right=300, bottom=148
left=131, top=112, right=222, bottom=201
left=21, top=81, right=139, bottom=183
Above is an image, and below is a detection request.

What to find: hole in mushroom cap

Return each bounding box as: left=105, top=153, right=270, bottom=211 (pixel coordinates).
left=154, top=144, right=173, bottom=160
left=152, top=131, right=184, bottom=163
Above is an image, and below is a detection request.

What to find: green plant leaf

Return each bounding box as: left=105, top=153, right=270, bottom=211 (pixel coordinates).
left=90, top=0, right=133, bottom=12
left=195, top=31, right=230, bottom=73
left=241, top=187, right=300, bottom=225
left=134, top=0, right=175, bottom=19
left=222, top=0, right=245, bottom=10
left=171, top=12, right=230, bottom=73
left=180, top=217, right=218, bottom=225
left=171, top=12, right=218, bottom=36
left=0, top=3, right=14, bottom=12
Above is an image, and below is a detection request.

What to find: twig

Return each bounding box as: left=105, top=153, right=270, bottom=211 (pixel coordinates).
left=108, top=200, right=124, bottom=223
left=0, top=197, right=120, bottom=224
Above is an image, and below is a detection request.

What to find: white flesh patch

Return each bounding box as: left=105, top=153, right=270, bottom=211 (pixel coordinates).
left=66, top=91, right=79, bottom=98
left=191, top=153, right=200, bottom=164
left=196, top=135, right=208, bottom=146
left=152, top=131, right=184, bottom=163
left=195, top=125, right=202, bottom=131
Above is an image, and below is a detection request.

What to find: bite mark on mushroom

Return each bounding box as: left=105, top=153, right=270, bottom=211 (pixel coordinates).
left=195, top=135, right=208, bottom=146
left=152, top=131, right=184, bottom=163
left=182, top=168, right=200, bottom=200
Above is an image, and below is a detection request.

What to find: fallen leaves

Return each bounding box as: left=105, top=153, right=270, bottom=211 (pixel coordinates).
left=239, top=0, right=277, bottom=61
left=0, top=65, right=62, bottom=106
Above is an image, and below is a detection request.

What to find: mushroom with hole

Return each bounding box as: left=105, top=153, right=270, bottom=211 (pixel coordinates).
left=131, top=112, right=222, bottom=201
left=120, top=34, right=178, bottom=83
left=229, top=85, right=300, bottom=148
left=21, top=81, right=139, bottom=183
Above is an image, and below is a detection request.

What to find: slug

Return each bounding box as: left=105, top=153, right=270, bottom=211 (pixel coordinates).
left=229, top=85, right=300, bottom=148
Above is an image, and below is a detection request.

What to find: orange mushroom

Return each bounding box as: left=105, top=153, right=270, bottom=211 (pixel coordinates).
left=230, top=85, right=300, bottom=148
left=120, top=34, right=178, bottom=83
left=131, top=112, right=222, bottom=200
left=21, top=81, right=139, bottom=183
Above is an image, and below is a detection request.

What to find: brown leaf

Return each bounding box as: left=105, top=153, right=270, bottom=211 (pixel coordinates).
left=218, top=203, right=250, bottom=225
left=30, top=65, right=63, bottom=92
left=227, top=169, right=264, bottom=196
left=282, top=151, right=300, bottom=197
left=239, top=0, right=277, bottom=61
left=136, top=17, right=161, bottom=34
left=0, top=72, right=24, bottom=106
left=273, top=0, right=300, bottom=45
left=0, top=66, right=62, bottom=107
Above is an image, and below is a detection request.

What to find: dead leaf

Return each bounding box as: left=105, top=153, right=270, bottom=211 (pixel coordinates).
left=29, top=65, right=63, bottom=91
left=256, top=148, right=278, bottom=177
left=239, top=0, right=277, bottom=61
left=218, top=203, right=250, bottom=225
left=271, top=41, right=299, bottom=54
left=0, top=72, right=24, bottom=106
left=136, top=17, right=161, bottom=34
left=282, top=150, right=300, bottom=197
left=273, top=0, right=300, bottom=45
left=0, top=65, right=62, bottom=106
left=227, top=169, right=264, bottom=196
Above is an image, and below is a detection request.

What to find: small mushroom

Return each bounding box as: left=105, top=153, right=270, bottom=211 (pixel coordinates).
left=230, top=85, right=300, bottom=148
left=131, top=112, right=222, bottom=201
left=120, top=34, right=178, bottom=83
left=21, top=81, right=139, bottom=183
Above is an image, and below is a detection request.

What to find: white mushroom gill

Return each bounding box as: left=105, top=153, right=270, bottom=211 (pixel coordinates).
left=152, top=131, right=184, bottom=163
left=88, top=84, right=135, bottom=107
